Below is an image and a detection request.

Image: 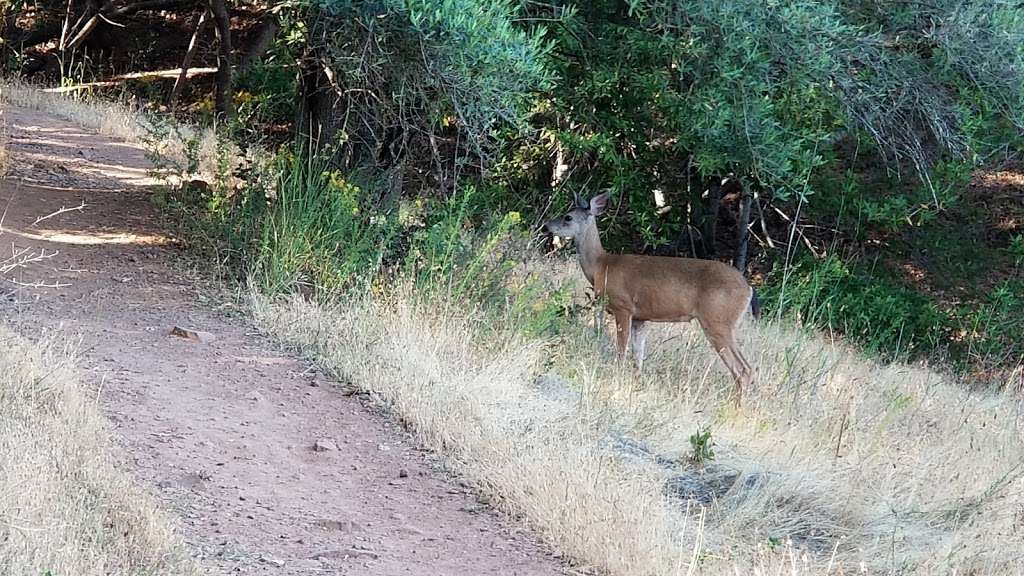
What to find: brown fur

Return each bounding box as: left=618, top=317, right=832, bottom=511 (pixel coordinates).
left=545, top=193, right=756, bottom=402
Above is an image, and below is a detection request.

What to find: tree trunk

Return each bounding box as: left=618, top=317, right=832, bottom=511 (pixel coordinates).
left=169, top=8, right=211, bottom=111
left=703, top=180, right=721, bottom=258
left=675, top=165, right=708, bottom=256
left=237, top=13, right=279, bottom=73
left=734, top=182, right=754, bottom=275
left=209, top=0, right=232, bottom=119
left=294, top=48, right=340, bottom=157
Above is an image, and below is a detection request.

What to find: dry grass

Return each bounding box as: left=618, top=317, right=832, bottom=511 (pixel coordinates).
left=0, top=327, right=198, bottom=575
left=0, top=79, right=149, bottom=143
left=0, top=110, right=9, bottom=178
left=253, top=258, right=1024, bottom=576
left=0, top=79, right=238, bottom=185
left=0, top=132, right=8, bottom=178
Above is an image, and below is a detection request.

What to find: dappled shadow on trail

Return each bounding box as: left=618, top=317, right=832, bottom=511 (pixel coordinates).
left=0, top=105, right=569, bottom=575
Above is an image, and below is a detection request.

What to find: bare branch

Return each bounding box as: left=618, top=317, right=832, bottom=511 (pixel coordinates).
left=30, top=201, right=87, bottom=227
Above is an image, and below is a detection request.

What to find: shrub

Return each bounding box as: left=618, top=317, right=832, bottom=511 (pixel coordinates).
left=761, top=254, right=953, bottom=360
left=402, top=184, right=574, bottom=337
left=253, top=151, right=398, bottom=295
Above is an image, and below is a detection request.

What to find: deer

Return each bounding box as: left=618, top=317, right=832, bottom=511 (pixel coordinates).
left=543, top=192, right=760, bottom=402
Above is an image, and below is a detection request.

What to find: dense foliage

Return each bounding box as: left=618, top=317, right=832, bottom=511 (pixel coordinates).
left=5, top=0, right=1023, bottom=377
left=496, top=1, right=1024, bottom=251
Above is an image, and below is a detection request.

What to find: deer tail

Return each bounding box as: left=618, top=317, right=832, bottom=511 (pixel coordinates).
left=750, top=287, right=762, bottom=320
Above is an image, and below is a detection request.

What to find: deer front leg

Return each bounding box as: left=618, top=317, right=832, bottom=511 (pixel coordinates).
left=631, top=320, right=647, bottom=372
left=612, top=310, right=633, bottom=363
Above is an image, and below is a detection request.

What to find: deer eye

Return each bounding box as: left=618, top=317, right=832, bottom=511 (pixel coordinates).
left=565, top=215, right=573, bottom=222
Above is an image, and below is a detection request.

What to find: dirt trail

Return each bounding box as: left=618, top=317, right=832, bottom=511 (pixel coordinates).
left=0, top=106, right=570, bottom=575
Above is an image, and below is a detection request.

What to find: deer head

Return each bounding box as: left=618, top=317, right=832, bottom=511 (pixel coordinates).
left=542, top=192, right=609, bottom=239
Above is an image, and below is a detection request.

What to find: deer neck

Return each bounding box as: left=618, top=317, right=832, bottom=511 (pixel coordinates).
left=576, top=222, right=607, bottom=288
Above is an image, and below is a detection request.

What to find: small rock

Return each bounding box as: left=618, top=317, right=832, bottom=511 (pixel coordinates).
left=398, top=468, right=408, bottom=478
left=397, top=523, right=424, bottom=536
left=313, top=439, right=338, bottom=452
left=169, top=326, right=216, bottom=343
left=261, top=555, right=285, bottom=567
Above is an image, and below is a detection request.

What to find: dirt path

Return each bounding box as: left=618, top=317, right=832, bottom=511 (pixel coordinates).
left=0, top=106, right=570, bottom=575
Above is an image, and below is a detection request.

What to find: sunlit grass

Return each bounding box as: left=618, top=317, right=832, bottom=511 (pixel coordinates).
left=252, top=256, right=1024, bottom=576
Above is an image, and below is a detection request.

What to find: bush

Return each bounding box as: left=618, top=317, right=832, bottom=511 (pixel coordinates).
left=953, top=279, right=1024, bottom=371
left=762, top=251, right=1024, bottom=380
left=253, top=151, right=398, bottom=295
left=401, top=185, right=574, bottom=336
left=760, top=254, right=953, bottom=360
left=496, top=0, right=1024, bottom=256
left=217, top=146, right=573, bottom=336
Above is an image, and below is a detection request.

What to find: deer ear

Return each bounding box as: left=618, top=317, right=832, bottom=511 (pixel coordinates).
left=573, top=192, right=587, bottom=210
left=589, top=193, right=610, bottom=216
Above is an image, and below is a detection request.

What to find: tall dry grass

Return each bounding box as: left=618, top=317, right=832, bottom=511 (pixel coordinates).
left=0, top=327, right=198, bottom=575
left=0, top=109, right=8, bottom=177
left=253, top=257, right=1024, bottom=576
left=0, top=79, right=149, bottom=144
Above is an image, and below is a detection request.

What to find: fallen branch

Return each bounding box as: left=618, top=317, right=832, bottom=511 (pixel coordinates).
left=31, top=201, right=87, bottom=227
left=772, top=205, right=820, bottom=257
left=1, top=245, right=59, bottom=274
left=170, top=8, right=213, bottom=111
left=42, top=67, right=219, bottom=93
left=6, top=278, right=71, bottom=289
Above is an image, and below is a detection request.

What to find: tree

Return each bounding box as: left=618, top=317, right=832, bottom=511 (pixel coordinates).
left=496, top=0, right=1024, bottom=272
left=295, top=0, right=552, bottom=193
left=209, top=0, right=233, bottom=118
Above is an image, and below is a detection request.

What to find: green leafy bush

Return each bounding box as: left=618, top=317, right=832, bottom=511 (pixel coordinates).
left=762, top=251, right=1024, bottom=378
left=496, top=0, right=1024, bottom=257
left=952, top=280, right=1024, bottom=371
left=402, top=184, right=574, bottom=337
left=689, top=428, right=716, bottom=465
left=253, top=152, right=398, bottom=295
left=306, top=0, right=551, bottom=169
left=761, top=254, right=953, bottom=360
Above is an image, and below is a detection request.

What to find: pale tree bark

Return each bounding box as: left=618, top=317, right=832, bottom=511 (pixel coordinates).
left=169, top=8, right=211, bottom=111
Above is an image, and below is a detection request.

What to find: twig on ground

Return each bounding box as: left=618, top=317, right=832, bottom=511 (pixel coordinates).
left=31, top=201, right=87, bottom=227
left=1, top=245, right=58, bottom=274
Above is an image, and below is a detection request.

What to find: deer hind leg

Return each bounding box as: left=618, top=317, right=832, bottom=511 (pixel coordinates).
left=631, top=320, right=647, bottom=372
left=732, top=346, right=753, bottom=381
left=732, top=314, right=754, bottom=378
left=700, top=323, right=752, bottom=403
